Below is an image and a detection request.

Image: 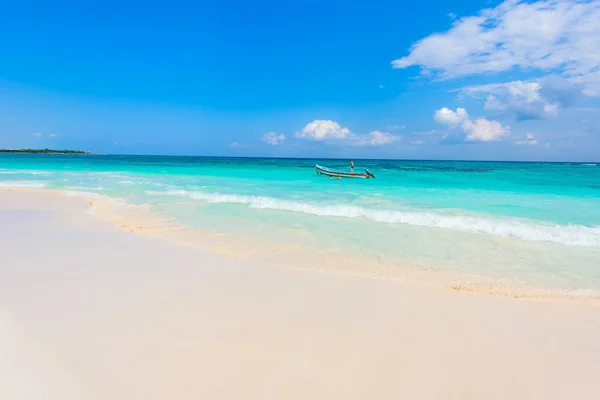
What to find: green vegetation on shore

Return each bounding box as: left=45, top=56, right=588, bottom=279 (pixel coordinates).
left=0, top=148, right=90, bottom=155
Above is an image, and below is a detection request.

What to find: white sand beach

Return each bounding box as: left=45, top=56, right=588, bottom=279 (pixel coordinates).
left=1, top=189, right=600, bottom=400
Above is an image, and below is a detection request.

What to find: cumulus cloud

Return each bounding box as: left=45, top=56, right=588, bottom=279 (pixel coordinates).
left=260, top=132, right=286, bottom=145
left=515, top=133, right=538, bottom=145
left=295, top=120, right=398, bottom=146
left=350, top=130, right=397, bottom=147
left=433, top=107, right=468, bottom=125
left=229, top=141, right=245, bottom=148
left=468, top=81, right=558, bottom=120
left=434, top=107, right=510, bottom=142
left=458, top=76, right=582, bottom=120
left=392, top=0, right=600, bottom=95
left=462, top=118, right=510, bottom=142
left=295, top=120, right=351, bottom=141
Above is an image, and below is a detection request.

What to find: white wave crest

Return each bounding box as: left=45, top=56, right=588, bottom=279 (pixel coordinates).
left=119, top=180, right=152, bottom=184
left=0, top=181, right=47, bottom=188
left=146, top=189, right=188, bottom=196
left=0, top=170, right=52, bottom=175
left=186, top=192, right=600, bottom=247
left=64, top=190, right=103, bottom=199
left=65, top=186, right=106, bottom=191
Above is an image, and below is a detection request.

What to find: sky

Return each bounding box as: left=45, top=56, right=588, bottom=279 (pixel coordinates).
left=1, top=0, right=599, bottom=161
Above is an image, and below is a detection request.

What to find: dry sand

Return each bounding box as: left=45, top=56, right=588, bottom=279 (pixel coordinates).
left=1, top=190, right=600, bottom=400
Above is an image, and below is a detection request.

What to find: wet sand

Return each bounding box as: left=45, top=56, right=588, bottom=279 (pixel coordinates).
left=1, top=190, right=600, bottom=399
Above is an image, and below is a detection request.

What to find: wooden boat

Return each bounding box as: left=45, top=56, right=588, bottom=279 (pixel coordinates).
left=315, top=164, right=375, bottom=179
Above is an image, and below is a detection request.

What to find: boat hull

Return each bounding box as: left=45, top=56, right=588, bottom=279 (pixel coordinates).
left=315, top=165, right=373, bottom=179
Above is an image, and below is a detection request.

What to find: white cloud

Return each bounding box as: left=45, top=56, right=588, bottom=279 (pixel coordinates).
left=387, top=124, right=405, bottom=131
left=49, top=133, right=57, bottom=138
left=33, top=133, right=43, bottom=137
left=484, top=95, right=506, bottom=110
left=433, top=107, right=468, bottom=125
left=260, top=132, right=286, bottom=145
left=295, top=120, right=351, bottom=141
left=411, top=140, right=424, bottom=145
left=459, top=76, right=580, bottom=119
left=543, top=102, right=559, bottom=116
left=350, top=130, right=397, bottom=147
left=462, top=118, right=510, bottom=142
left=295, top=120, right=399, bottom=146
left=505, top=81, right=541, bottom=103
left=462, top=81, right=540, bottom=103
left=392, top=0, right=600, bottom=95
left=434, top=107, right=510, bottom=142
left=229, top=141, right=245, bottom=148
left=515, top=132, right=538, bottom=145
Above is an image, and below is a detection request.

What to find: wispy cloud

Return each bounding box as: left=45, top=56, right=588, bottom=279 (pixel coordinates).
left=457, top=75, right=582, bottom=120
left=229, top=141, right=245, bottom=148
left=350, top=130, right=397, bottom=147
left=515, top=133, right=538, bottom=145
left=260, top=132, right=286, bottom=145
left=392, top=0, right=600, bottom=96
left=387, top=125, right=405, bottom=131
left=31, top=132, right=59, bottom=139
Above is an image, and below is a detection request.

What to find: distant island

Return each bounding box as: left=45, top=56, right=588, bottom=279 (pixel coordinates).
left=0, top=148, right=90, bottom=155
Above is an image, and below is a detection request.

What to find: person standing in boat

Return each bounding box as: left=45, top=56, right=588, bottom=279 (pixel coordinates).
left=350, top=160, right=354, bottom=173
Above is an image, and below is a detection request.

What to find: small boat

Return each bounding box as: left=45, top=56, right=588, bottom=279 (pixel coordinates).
left=315, top=164, right=375, bottom=179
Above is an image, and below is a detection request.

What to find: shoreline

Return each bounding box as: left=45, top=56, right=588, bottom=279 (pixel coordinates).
left=2, top=188, right=600, bottom=399
left=2, top=186, right=599, bottom=306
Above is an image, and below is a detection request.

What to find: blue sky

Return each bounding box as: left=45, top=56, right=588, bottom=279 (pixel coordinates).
left=1, top=0, right=599, bottom=160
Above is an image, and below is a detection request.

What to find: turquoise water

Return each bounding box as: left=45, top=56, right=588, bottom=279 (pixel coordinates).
left=2, top=154, right=600, bottom=293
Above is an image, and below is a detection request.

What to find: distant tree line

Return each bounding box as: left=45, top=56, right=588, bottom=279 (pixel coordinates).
left=0, top=148, right=90, bottom=154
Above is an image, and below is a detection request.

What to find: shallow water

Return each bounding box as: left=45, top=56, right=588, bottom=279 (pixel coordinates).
left=2, top=154, right=600, bottom=293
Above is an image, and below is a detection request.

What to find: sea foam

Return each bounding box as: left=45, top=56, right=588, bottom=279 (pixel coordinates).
left=0, top=181, right=47, bottom=188
left=175, top=191, right=600, bottom=247
left=0, top=170, right=52, bottom=175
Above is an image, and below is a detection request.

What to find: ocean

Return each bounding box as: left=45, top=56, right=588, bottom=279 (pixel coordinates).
left=2, top=154, right=600, bottom=297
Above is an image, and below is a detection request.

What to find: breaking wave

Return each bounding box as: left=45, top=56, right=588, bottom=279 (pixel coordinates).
left=0, top=181, right=47, bottom=188
left=0, top=170, right=52, bottom=175
left=159, top=190, right=600, bottom=247
left=146, top=189, right=188, bottom=196
left=64, top=186, right=106, bottom=191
